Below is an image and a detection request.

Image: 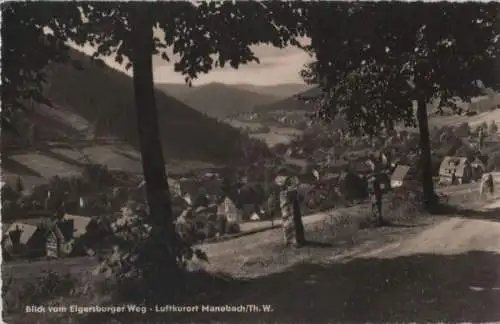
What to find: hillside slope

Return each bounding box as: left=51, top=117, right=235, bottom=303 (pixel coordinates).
left=172, top=82, right=281, bottom=118
left=253, top=86, right=321, bottom=113
left=155, top=83, right=195, bottom=99
left=430, top=110, right=500, bottom=129
left=256, top=85, right=500, bottom=129
left=2, top=49, right=267, bottom=168
left=232, top=83, right=311, bottom=99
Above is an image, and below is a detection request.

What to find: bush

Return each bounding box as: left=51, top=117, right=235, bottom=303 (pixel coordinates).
left=1, top=184, right=22, bottom=221
left=385, top=190, right=425, bottom=220
left=486, top=152, right=500, bottom=172
left=1, top=183, right=21, bottom=203
left=204, top=222, right=217, bottom=238
left=82, top=163, right=114, bottom=189
left=490, top=120, right=499, bottom=134
left=3, top=271, right=79, bottom=315
left=94, top=201, right=208, bottom=305
left=226, top=223, right=241, bottom=234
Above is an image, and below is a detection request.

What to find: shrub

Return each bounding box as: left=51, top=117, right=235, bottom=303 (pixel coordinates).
left=204, top=222, right=217, bottom=238
left=1, top=184, right=22, bottom=221
left=82, top=163, right=114, bottom=189
left=490, top=120, right=499, bottom=134
left=94, top=201, right=208, bottom=305
left=1, top=183, right=21, bottom=203
left=3, top=271, right=79, bottom=315
left=486, top=152, right=500, bottom=172
left=385, top=190, right=425, bottom=220
left=226, top=222, right=241, bottom=234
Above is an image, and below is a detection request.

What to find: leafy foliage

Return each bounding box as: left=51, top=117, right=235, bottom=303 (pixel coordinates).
left=489, top=120, right=499, bottom=134
left=3, top=271, right=79, bottom=314
left=94, top=201, right=208, bottom=303
left=1, top=2, right=83, bottom=129
left=455, top=122, right=471, bottom=138
left=487, top=152, right=500, bottom=172
left=299, top=2, right=500, bottom=210
left=72, top=2, right=305, bottom=82
left=82, top=163, right=114, bottom=189
left=301, top=2, right=500, bottom=135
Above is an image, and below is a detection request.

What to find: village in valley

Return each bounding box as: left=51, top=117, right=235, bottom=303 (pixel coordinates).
left=2, top=2, right=500, bottom=324
left=4, top=110, right=500, bottom=263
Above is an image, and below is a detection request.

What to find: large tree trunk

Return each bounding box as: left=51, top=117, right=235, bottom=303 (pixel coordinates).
left=416, top=98, right=437, bottom=211
left=292, top=191, right=305, bottom=244
left=129, top=11, right=180, bottom=298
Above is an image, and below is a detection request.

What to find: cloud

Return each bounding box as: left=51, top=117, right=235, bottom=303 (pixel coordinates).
left=153, top=48, right=312, bottom=85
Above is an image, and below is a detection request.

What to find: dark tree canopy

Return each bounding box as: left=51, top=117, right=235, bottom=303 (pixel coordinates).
left=73, top=2, right=306, bottom=83
left=298, top=2, right=500, bottom=211
left=1, top=2, right=84, bottom=129
left=300, top=2, right=500, bottom=136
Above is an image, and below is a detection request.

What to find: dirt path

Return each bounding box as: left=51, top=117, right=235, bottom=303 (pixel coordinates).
left=205, top=182, right=480, bottom=253
left=177, top=200, right=500, bottom=323
left=484, top=199, right=500, bottom=210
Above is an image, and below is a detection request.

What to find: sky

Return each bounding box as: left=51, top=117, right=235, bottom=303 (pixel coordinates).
left=72, top=40, right=312, bottom=86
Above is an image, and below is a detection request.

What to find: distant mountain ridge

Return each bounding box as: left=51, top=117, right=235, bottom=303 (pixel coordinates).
left=255, top=85, right=500, bottom=115
left=231, top=83, right=311, bottom=98
left=156, top=82, right=310, bottom=118
left=253, top=86, right=321, bottom=113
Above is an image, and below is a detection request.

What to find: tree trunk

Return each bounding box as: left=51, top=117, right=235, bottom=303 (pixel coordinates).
left=129, top=11, right=180, bottom=297
left=416, top=98, right=437, bottom=211
left=292, top=190, right=305, bottom=245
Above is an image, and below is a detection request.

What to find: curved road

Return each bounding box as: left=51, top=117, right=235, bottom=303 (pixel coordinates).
left=177, top=197, right=500, bottom=323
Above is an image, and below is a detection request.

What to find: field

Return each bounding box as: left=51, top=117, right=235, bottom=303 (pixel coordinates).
left=226, top=119, right=303, bottom=147
left=429, top=109, right=500, bottom=129
left=2, top=143, right=219, bottom=188
left=251, top=131, right=298, bottom=147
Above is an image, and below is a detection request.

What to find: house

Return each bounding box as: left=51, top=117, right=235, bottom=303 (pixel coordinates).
left=46, top=214, right=97, bottom=258
left=391, top=165, right=411, bottom=188
left=217, top=196, right=243, bottom=224
left=2, top=221, right=47, bottom=259
left=46, top=224, right=73, bottom=258
left=439, top=156, right=473, bottom=185
left=168, top=178, right=182, bottom=197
